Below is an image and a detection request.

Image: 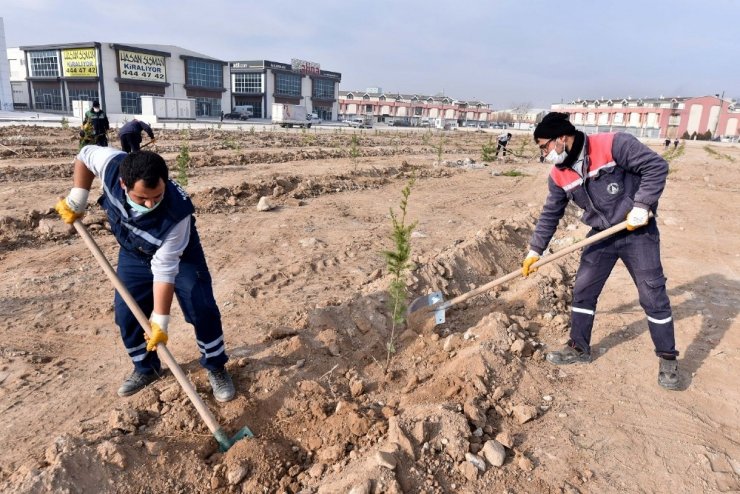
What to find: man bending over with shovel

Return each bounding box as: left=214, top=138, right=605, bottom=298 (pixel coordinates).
left=55, top=146, right=236, bottom=401
left=523, top=112, right=679, bottom=390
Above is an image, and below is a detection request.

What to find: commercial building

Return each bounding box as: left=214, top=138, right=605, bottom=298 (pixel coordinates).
left=228, top=59, right=341, bottom=120
left=550, top=95, right=739, bottom=140
left=338, top=89, right=493, bottom=127
left=6, top=38, right=343, bottom=122
left=0, top=18, right=12, bottom=111
left=9, top=41, right=229, bottom=119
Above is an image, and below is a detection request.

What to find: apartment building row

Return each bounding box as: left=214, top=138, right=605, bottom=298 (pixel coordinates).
left=551, top=95, right=739, bottom=139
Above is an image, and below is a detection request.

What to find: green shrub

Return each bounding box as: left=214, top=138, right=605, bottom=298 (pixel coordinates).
left=481, top=138, right=496, bottom=162
left=501, top=169, right=525, bottom=177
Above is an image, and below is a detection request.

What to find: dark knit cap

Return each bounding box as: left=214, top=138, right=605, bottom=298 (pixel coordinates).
left=533, top=112, right=576, bottom=139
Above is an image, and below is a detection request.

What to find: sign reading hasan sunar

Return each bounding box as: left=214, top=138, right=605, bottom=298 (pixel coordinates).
left=118, top=50, right=166, bottom=81
left=62, top=48, right=98, bottom=77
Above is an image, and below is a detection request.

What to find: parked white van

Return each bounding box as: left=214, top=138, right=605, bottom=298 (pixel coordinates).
left=232, top=105, right=254, bottom=117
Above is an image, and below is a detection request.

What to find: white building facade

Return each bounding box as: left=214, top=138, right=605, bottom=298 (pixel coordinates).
left=0, top=18, right=13, bottom=111
left=229, top=59, right=341, bottom=120
left=9, top=42, right=229, bottom=119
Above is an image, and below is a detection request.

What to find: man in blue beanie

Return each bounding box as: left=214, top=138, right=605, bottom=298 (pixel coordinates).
left=524, top=112, right=680, bottom=390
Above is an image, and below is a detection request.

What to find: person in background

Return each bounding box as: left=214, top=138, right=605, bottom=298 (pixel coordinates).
left=54, top=147, right=237, bottom=401
left=119, top=118, right=156, bottom=153
left=496, top=132, right=513, bottom=158
left=523, top=112, right=680, bottom=390
left=673, top=138, right=679, bottom=149
left=664, top=138, right=671, bottom=148
left=83, top=100, right=110, bottom=147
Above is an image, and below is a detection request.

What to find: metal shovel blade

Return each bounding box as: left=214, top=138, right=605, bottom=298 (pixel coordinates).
left=407, top=291, right=447, bottom=325
left=215, top=426, right=255, bottom=452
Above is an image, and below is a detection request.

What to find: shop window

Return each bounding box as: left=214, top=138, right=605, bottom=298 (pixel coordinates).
left=195, top=97, right=222, bottom=117
left=186, top=60, right=222, bottom=89
left=275, top=72, right=301, bottom=97
left=33, top=88, right=63, bottom=111
left=29, top=51, right=59, bottom=78
left=234, top=73, right=262, bottom=93
left=120, top=91, right=158, bottom=114
left=312, top=79, right=335, bottom=99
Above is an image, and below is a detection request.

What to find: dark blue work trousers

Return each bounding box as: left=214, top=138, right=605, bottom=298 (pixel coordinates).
left=119, top=132, right=143, bottom=153
left=569, top=219, right=678, bottom=357
left=114, top=243, right=228, bottom=375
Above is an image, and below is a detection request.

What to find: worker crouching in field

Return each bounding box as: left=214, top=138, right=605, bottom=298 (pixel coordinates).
left=55, top=146, right=236, bottom=401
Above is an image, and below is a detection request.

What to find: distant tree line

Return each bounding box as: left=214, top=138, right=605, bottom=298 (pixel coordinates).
left=681, top=130, right=714, bottom=141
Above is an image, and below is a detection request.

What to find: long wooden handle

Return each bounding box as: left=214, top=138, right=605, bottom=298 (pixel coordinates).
left=438, top=219, right=630, bottom=311
left=73, top=220, right=223, bottom=435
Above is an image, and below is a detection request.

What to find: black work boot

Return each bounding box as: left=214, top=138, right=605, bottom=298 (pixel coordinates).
left=208, top=368, right=236, bottom=402
left=117, top=370, right=161, bottom=397
left=546, top=342, right=592, bottom=365
left=658, top=357, right=680, bottom=390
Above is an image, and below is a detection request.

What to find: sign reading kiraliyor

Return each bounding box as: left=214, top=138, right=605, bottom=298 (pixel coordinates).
left=62, top=48, right=98, bottom=77
left=118, top=49, right=167, bottom=82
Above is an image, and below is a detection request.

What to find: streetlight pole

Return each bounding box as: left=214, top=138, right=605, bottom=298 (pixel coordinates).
left=713, top=91, right=724, bottom=139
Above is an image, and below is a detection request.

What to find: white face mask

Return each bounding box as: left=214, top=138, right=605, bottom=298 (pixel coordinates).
left=544, top=139, right=568, bottom=165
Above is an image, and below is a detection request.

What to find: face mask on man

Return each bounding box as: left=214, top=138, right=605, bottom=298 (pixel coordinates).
left=544, top=138, right=568, bottom=165
left=124, top=188, right=162, bottom=214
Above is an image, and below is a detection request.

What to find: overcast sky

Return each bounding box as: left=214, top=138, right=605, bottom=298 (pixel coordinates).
left=2, top=0, right=737, bottom=108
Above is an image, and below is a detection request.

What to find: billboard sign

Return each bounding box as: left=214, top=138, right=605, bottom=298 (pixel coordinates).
left=118, top=49, right=166, bottom=82
left=62, top=48, right=98, bottom=77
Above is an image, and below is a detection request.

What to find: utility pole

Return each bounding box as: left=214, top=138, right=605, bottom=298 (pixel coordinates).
left=713, top=91, right=724, bottom=139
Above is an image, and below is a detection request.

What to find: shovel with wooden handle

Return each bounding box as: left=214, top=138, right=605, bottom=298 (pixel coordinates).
left=72, top=220, right=253, bottom=451
left=407, top=219, right=632, bottom=329
left=139, top=138, right=156, bottom=150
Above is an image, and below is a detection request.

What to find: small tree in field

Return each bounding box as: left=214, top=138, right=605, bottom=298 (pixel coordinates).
left=175, top=144, right=190, bottom=186
left=382, top=176, right=417, bottom=371
left=349, top=134, right=361, bottom=169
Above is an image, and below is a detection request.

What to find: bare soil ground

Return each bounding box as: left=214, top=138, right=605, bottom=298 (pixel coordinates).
left=0, top=125, right=738, bottom=493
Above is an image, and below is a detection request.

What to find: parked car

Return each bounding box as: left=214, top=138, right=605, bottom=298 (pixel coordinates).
left=308, top=113, right=322, bottom=125
left=346, top=117, right=372, bottom=129
left=224, top=111, right=249, bottom=121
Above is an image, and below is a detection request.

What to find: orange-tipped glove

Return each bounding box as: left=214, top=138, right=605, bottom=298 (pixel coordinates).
left=55, top=187, right=89, bottom=224
left=522, top=250, right=540, bottom=277
left=626, top=206, right=649, bottom=231
left=145, top=313, right=170, bottom=352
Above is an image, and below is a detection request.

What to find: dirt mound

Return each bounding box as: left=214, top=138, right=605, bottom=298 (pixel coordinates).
left=2, top=127, right=738, bottom=493
left=1, top=205, right=579, bottom=493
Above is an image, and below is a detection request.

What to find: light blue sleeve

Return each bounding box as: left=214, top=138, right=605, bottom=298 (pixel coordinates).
left=151, top=217, right=191, bottom=284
